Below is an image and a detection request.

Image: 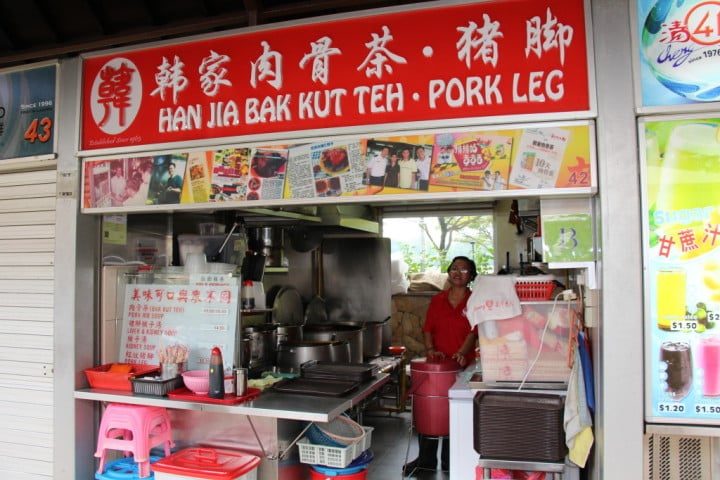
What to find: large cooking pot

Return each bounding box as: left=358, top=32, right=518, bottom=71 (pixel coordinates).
left=303, top=324, right=364, bottom=363
left=338, top=319, right=386, bottom=359
left=276, top=340, right=351, bottom=373
left=243, top=324, right=278, bottom=369
left=274, top=323, right=303, bottom=346
left=408, top=358, right=461, bottom=436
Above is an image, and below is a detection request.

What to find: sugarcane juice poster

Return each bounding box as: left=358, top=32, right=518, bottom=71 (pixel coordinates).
left=644, top=118, right=720, bottom=420
left=119, top=284, right=239, bottom=370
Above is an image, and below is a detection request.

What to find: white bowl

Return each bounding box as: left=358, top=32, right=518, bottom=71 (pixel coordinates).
left=181, top=370, right=209, bottom=395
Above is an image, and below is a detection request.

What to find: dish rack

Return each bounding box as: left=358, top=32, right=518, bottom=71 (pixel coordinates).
left=297, top=426, right=373, bottom=468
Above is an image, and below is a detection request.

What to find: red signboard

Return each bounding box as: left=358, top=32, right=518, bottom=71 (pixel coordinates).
left=80, top=0, right=590, bottom=152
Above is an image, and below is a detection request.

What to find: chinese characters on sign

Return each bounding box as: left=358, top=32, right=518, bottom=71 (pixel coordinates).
left=81, top=0, right=589, bottom=151
left=119, top=284, right=238, bottom=369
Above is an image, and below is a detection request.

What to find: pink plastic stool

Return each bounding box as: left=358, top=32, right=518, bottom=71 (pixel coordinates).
left=95, top=403, right=174, bottom=478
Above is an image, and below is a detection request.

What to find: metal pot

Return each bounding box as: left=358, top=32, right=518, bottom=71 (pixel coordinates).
left=338, top=317, right=388, bottom=359
left=303, top=324, right=364, bottom=363
left=243, top=324, right=278, bottom=369
left=276, top=340, right=351, bottom=373
left=274, top=323, right=303, bottom=346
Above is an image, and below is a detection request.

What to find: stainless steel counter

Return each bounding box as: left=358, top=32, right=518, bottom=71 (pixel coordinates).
left=75, top=373, right=389, bottom=422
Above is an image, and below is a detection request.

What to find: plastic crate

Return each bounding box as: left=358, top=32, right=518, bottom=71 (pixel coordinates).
left=85, top=364, right=160, bottom=391
left=297, top=427, right=373, bottom=468
left=514, top=276, right=555, bottom=301
left=131, top=375, right=184, bottom=396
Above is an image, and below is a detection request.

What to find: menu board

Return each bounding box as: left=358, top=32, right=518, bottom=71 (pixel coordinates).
left=118, top=282, right=239, bottom=373
left=643, top=117, right=720, bottom=423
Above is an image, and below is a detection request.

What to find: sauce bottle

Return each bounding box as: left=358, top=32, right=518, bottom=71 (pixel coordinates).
left=241, top=280, right=255, bottom=310
left=208, top=347, right=225, bottom=399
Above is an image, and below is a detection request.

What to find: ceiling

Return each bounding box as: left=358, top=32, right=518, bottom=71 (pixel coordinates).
left=0, top=0, right=429, bottom=69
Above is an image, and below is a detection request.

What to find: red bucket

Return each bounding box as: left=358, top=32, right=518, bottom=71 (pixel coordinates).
left=409, top=358, right=460, bottom=436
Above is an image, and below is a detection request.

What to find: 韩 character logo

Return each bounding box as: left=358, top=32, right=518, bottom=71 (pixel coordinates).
left=90, top=57, right=142, bottom=135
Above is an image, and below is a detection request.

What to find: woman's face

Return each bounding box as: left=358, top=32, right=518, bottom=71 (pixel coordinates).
left=448, top=259, right=473, bottom=287
left=401, top=149, right=410, bottom=159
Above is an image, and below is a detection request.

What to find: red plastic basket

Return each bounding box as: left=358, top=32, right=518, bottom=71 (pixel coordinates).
left=514, top=280, right=555, bottom=301
left=84, top=363, right=160, bottom=391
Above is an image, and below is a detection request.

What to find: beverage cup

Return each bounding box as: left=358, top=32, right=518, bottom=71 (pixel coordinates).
left=660, top=341, right=693, bottom=400
left=698, top=337, right=720, bottom=396
left=656, top=269, right=686, bottom=330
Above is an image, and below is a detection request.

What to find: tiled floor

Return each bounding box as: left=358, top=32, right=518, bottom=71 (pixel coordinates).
left=363, top=412, right=450, bottom=480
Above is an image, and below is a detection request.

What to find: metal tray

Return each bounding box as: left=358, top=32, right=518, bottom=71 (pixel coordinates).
left=301, top=361, right=378, bottom=383
left=272, top=378, right=359, bottom=397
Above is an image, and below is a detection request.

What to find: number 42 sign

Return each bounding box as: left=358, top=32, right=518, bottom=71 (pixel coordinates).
left=542, top=213, right=594, bottom=262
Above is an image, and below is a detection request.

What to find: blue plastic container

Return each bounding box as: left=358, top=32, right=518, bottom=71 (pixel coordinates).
left=95, top=455, right=162, bottom=480
left=311, top=450, right=374, bottom=476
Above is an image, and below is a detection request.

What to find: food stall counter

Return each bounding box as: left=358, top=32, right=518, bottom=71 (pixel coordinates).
left=75, top=373, right=389, bottom=423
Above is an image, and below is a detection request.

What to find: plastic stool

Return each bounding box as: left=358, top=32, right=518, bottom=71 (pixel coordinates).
left=95, top=403, right=174, bottom=478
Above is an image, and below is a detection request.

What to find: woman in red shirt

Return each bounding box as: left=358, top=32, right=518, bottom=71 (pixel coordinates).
left=404, top=256, right=478, bottom=476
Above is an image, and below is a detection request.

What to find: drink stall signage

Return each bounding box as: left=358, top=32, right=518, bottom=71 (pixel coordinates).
left=637, top=0, right=720, bottom=108
left=643, top=117, right=720, bottom=423
left=118, top=283, right=239, bottom=372
left=542, top=213, right=594, bottom=262
left=80, top=0, right=590, bottom=152
left=0, top=64, right=57, bottom=160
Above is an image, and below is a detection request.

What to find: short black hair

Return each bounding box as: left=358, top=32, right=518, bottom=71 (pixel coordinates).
left=447, top=255, right=478, bottom=281
left=169, top=162, right=176, bottom=168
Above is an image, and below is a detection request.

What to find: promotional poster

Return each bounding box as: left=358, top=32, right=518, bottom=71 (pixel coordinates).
left=644, top=118, right=720, bottom=422
left=82, top=124, right=593, bottom=211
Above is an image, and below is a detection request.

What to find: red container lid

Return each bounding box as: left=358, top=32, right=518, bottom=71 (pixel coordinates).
left=152, top=448, right=260, bottom=480
left=411, top=358, right=461, bottom=373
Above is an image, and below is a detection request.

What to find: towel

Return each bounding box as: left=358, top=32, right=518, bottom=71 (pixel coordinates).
left=467, top=275, right=522, bottom=331
left=564, top=348, right=594, bottom=467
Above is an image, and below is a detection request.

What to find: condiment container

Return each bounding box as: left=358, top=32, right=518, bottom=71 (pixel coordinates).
left=235, top=368, right=248, bottom=397
left=208, top=347, right=225, bottom=399
left=241, top=280, right=255, bottom=310
left=151, top=447, right=260, bottom=480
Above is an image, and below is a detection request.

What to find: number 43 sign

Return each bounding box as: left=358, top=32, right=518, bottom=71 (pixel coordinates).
left=542, top=213, right=594, bottom=262
left=0, top=64, right=56, bottom=161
